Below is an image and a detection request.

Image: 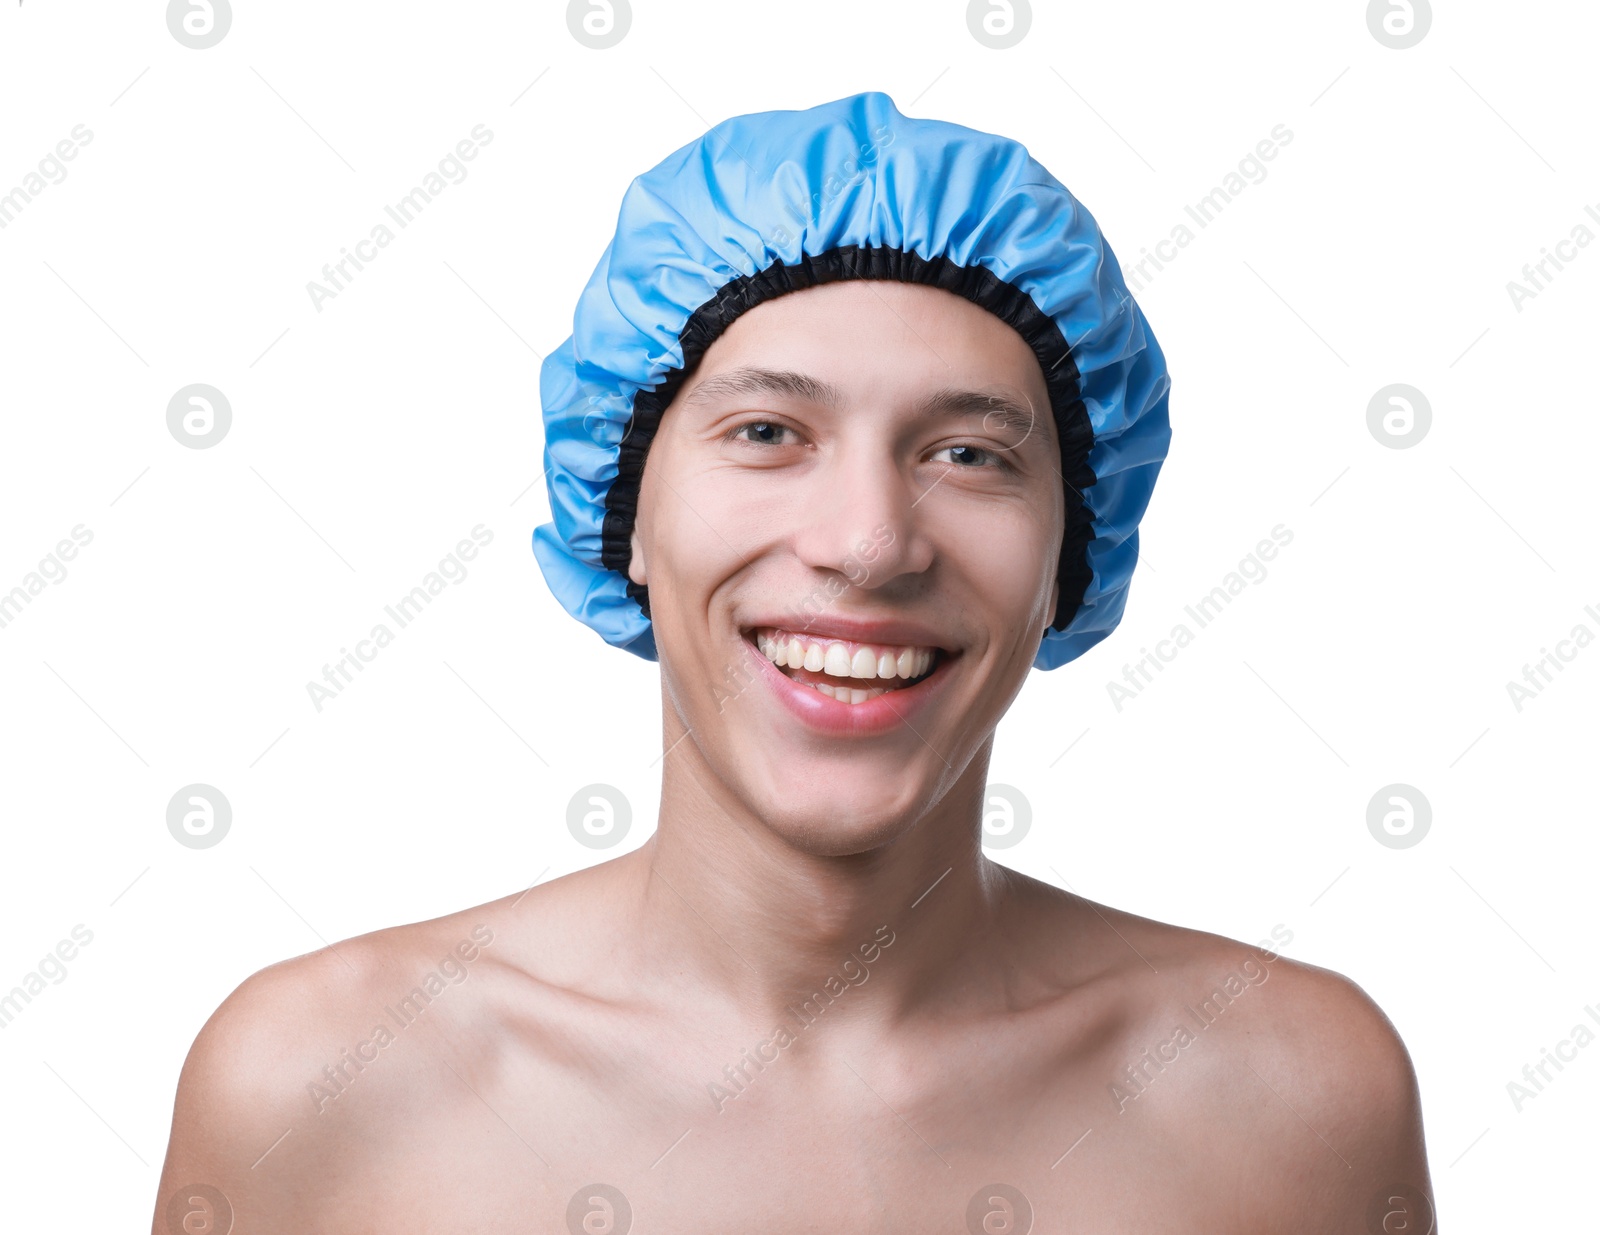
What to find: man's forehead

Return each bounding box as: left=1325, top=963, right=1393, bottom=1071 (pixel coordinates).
left=684, top=283, right=1049, bottom=425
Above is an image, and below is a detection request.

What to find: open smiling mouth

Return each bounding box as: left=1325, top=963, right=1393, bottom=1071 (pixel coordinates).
left=743, top=626, right=950, bottom=705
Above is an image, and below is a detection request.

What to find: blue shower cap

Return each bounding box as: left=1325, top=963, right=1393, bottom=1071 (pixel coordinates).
left=532, top=90, right=1171, bottom=671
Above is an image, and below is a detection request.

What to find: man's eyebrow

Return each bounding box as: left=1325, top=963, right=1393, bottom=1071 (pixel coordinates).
left=683, top=366, right=1044, bottom=441
left=681, top=366, right=845, bottom=410
left=915, top=386, right=1042, bottom=442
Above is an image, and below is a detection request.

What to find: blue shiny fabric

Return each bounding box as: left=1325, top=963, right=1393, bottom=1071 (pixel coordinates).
left=532, top=90, right=1171, bottom=670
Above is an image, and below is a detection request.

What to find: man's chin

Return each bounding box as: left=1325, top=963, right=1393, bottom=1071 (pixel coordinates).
left=745, top=791, right=933, bottom=859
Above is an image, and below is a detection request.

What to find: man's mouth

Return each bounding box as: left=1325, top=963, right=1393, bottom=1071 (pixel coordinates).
left=744, top=625, right=949, bottom=705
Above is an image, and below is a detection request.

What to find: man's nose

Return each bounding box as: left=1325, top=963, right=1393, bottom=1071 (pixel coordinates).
left=788, top=448, right=936, bottom=592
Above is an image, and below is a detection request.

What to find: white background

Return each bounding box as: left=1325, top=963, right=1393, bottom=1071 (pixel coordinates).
left=1, top=1, right=1595, bottom=1230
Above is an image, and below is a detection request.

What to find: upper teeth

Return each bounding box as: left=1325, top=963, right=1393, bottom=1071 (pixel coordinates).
left=753, top=627, right=937, bottom=680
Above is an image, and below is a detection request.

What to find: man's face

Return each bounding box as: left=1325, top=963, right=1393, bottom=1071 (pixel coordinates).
left=629, top=279, right=1063, bottom=856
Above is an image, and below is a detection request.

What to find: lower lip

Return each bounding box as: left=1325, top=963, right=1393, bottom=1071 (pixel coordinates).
left=742, top=636, right=959, bottom=738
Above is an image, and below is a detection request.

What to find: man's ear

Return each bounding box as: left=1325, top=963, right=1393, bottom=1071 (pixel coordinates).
left=627, top=524, right=648, bottom=587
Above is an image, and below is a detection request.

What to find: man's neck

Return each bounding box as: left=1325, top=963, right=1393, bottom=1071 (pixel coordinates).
left=612, top=749, right=1025, bottom=1034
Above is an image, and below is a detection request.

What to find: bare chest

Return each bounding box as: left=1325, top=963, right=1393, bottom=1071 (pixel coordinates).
left=308, top=1041, right=1242, bottom=1234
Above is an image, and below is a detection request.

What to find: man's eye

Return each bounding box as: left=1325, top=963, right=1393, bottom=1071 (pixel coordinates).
left=726, top=421, right=794, bottom=446
left=930, top=443, right=1007, bottom=470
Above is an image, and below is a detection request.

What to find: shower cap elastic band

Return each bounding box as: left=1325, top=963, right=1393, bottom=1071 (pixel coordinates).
left=532, top=90, right=1172, bottom=671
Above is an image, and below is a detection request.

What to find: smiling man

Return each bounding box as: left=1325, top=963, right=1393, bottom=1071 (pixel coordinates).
left=153, top=93, right=1434, bottom=1234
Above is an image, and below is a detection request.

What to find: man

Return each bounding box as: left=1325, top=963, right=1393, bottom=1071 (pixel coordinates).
left=153, top=93, right=1434, bottom=1233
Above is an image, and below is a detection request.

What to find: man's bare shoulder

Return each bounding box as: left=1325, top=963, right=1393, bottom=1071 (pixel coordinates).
left=167, top=866, right=613, bottom=1098
left=151, top=890, right=536, bottom=1229
left=1030, top=882, right=1410, bottom=1070
left=188, top=900, right=502, bottom=1051
left=1098, top=897, right=1418, bottom=1116
left=1032, top=884, right=1432, bottom=1231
